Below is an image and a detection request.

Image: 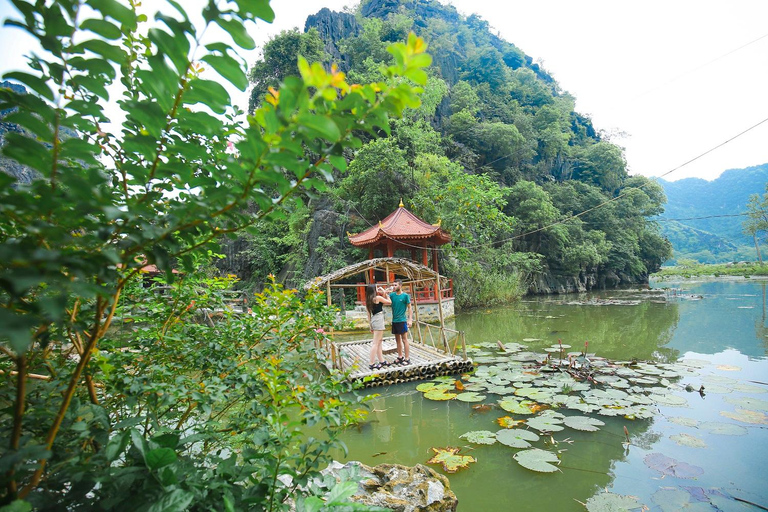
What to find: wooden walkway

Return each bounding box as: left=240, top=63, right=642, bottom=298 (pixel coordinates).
left=330, top=336, right=473, bottom=388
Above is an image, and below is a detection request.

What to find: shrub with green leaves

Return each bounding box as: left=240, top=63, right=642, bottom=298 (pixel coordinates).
left=0, top=0, right=430, bottom=507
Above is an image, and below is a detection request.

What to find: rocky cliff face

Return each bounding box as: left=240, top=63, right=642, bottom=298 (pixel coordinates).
left=304, top=8, right=360, bottom=72
left=528, top=268, right=646, bottom=294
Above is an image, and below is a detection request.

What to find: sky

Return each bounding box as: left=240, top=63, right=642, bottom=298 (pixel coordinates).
left=1, top=0, right=767, bottom=182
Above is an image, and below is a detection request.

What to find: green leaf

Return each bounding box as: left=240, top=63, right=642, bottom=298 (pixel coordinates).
left=495, top=428, right=539, bottom=448
left=297, top=113, right=341, bottom=141
left=145, top=447, right=177, bottom=470
left=3, top=71, right=53, bottom=101
left=183, top=79, right=230, bottom=114
left=215, top=18, right=255, bottom=50
left=88, top=0, right=138, bottom=30
left=234, top=0, right=275, bottom=22
left=80, top=18, right=122, bottom=39
left=513, top=448, right=560, bottom=473
left=3, top=111, right=53, bottom=139
left=585, top=492, right=645, bottom=512
left=0, top=500, right=32, bottom=512
left=426, top=446, right=476, bottom=473
left=562, top=415, right=604, bottom=432
left=201, top=54, right=247, bottom=91
left=459, top=430, right=497, bottom=445
left=326, top=481, right=358, bottom=504
left=146, top=489, right=194, bottom=512
left=75, top=38, right=126, bottom=63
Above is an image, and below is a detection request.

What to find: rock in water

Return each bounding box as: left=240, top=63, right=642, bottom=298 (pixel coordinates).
left=323, top=461, right=458, bottom=511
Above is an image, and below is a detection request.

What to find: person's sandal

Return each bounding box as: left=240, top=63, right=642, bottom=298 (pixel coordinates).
left=379, top=361, right=390, bottom=368
left=400, top=358, right=411, bottom=366
left=369, top=363, right=381, bottom=370
left=393, top=356, right=404, bottom=365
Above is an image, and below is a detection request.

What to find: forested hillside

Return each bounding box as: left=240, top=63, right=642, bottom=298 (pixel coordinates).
left=233, top=0, right=672, bottom=307
left=658, top=163, right=768, bottom=263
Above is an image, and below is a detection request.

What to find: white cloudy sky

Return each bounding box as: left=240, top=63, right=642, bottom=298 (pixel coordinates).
left=1, top=0, right=767, bottom=182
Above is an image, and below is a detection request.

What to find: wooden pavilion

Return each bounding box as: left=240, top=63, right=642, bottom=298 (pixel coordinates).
left=305, top=257, right=472, bottom=387
left=348, top=201, right=453, bottom=305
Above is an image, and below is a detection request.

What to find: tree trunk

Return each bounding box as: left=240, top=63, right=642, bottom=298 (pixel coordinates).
left=754, top=234, right=763, bottom=264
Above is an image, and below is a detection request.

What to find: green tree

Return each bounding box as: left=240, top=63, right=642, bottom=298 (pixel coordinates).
left=247, top=28, right=326, bottom=112
left=744, top=185, right=768, bottom=263
left=338, top=138, right=411, bottom=221
left=573, top=142, right=627, bottom=194
left=0, top=0, right=431, bottom=505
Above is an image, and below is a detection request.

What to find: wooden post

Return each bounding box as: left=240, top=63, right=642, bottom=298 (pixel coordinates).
left=410, top=282, right=423, bottom=345
left=435, top=276, right=449, bottom=353
left=461, top=331, right=467, bottom=360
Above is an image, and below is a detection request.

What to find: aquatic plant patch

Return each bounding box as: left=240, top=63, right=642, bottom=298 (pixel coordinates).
left=426, top=447, right=476, bottom=473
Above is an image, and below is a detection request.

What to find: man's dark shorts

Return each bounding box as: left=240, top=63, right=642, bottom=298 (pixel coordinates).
left=392, top=321, right=408, bottom=335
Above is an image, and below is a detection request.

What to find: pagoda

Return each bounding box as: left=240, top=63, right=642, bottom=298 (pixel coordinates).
left=348, top=201, right=452, bottom=303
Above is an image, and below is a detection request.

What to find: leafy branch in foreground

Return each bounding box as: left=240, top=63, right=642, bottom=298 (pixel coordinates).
left=0, top=0, right=430, bottom=507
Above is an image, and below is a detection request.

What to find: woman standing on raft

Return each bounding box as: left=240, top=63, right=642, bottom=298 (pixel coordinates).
left=366, top=284, right=391, bottom=370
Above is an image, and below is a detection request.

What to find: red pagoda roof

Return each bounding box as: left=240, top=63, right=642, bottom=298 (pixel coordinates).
left=348, top=205, right=451, bottom=247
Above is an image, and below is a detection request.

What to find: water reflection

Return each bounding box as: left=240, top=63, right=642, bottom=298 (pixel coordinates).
left=335, top=280, right=768, bottom=510
left=455, top=291, right=681, bottom=362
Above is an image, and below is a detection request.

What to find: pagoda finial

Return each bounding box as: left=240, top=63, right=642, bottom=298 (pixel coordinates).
left=379, top=221, right=383, bottom=227
left=399, top=198, right=404, bottom=208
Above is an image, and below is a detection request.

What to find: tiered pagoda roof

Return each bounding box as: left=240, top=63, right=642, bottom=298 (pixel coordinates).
left=348, top=204, right=451, bottom=248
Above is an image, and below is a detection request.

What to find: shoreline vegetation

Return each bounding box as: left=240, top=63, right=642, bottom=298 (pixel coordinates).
left=652, top=261, right=768, bottom=280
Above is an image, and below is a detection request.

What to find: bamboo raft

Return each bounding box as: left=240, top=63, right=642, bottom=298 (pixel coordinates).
left=325, top=335, right=473, bottom=388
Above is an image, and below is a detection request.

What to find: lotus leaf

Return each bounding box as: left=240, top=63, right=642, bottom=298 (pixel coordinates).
left=522, top=338, right=541, bottom=342
left=503, top=342, right=527, bottom=352
left=487, top=376, right=510, bottom=386
left=426, top=447, right=476, bottom=473
left=649, top=393, right=688, bottom=407
left=526, top=414, right=565, bottom=432
left=732, top=383, right=767, bottom=394
left=700, top=384, right=731, bottom=394
left=496, top=416, right=525, bottom=428
left=432, top=375, right=458, bottom=383
left=456, top=392, right=487, bottom=403
left=514, top=387, right=554, bottom=402
left=629, top=376, right=658, bottom=385
left=459, top=430, right=497, bottom=445
left=551, top=343, right=571, bottom=349
left=724, top=396, right=768, bottom=411
left=703, top=374, right=737, bottom=384
left=416, top=382, right=451, bottom=393
left=644, top=453, right=704, bottom=479
left=496, top=428, right=539, bottom=448
left=544, top=347, right=561, bottom=353
left=628, top=394, right=654, bottom=405
left=485, top=385, right=515, bottom=395
left=498, top=398, right=536, bottom=415
left=563, top=415, right=604, bottom=432
left=585, top=492, right=645, bottom=512
left=668, top=417, right=699, bottom=427
left=680, top=359, right=711, bottom=368
left=513, top=448, right=560, bottom=473
left=424, top=389, right=457, bottom=401
left=716, top=365, right=741, bottom=371
left=720, top=408, right=768, bottom=424
left=651, top=488, right=699, bottom=512
left=670, top=433, right=707, bottom=448
left=463, top=383, right=488, bottom=392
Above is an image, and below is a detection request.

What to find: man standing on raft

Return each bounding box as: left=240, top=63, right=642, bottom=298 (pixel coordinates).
left=389, top=280, right=413, bottom=366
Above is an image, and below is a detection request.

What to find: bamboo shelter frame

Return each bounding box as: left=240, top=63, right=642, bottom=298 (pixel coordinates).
left=305, top=257, right=469, bottom=374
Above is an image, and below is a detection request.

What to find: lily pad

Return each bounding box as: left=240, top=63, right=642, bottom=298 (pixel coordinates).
left=456, top=392, right=487, bottom=403
left=670, top=433, right=707, bottom=448
left=720, top=408, right=768, bottom=424
left=723, top=396, right=768, bottom=411
left=424, top=389, right=457, bottom=401
left=651, top=488, right=702, bottom=512
left=459, top=430, right=497, bottom=445
left=716, top=365, right=741, bottom=371
left=649, top=393, right=689, bottom=407
left=416, top=382, right=452, bottom=393
left=496, top=416, right=525, bottom=428
left=644, top=453, right=704, bottom=479
left=526, top=412, right=565, bottom=432
left=498, top=398, right=536, bottom=415
left=513, top=448, right=560, bottom=473
left=426, top=447, right=476, bottom=473
left=563, top=415, right=604, bottom=432
left=732, top=383, right=767, bottom=394
left=496, top=428, right=539, bottom=448
left=668, top=417, right=698, bottom=427
left=698, top=421, right=748, bottom=435
left=585, top=492, right=645, bottom=512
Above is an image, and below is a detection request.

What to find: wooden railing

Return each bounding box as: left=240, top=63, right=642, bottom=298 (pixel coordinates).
left=354, top=280, right=453, bottom=303
left=413, top=320, right=467, bottom=360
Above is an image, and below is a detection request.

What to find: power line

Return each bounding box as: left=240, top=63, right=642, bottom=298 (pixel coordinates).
left=655, top=213, right=749, bottom=222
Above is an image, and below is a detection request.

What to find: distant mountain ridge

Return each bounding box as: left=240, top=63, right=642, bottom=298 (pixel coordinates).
left=657, top=163, right=768, bottom=262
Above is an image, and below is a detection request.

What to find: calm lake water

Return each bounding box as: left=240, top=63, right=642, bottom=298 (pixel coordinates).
left=333, top=278, right=768, bottom=511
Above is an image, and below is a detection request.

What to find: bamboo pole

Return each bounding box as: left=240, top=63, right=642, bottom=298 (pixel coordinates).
left=435, top=276, right=449, bottom=354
